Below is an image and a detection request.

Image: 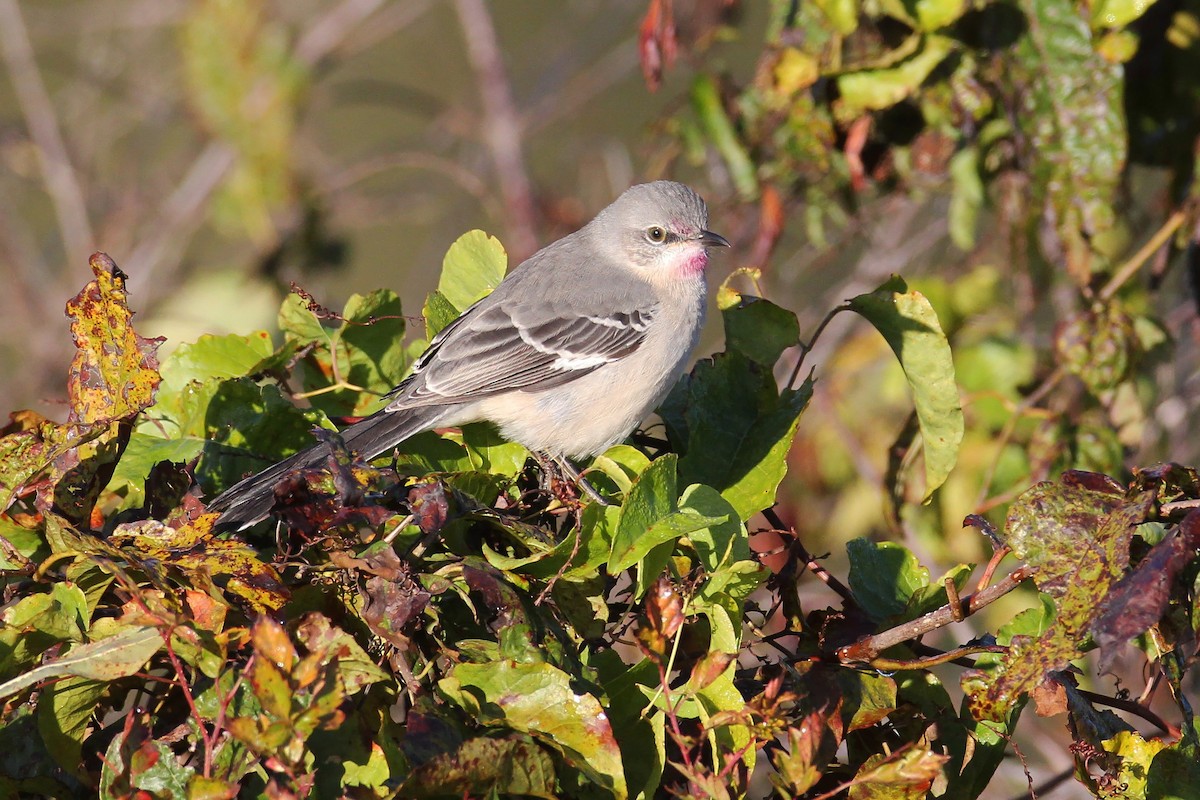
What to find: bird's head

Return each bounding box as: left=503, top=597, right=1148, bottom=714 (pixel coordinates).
left=593, top=181, right=730, bottom=283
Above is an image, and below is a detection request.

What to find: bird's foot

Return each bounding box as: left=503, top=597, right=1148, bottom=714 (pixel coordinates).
left=533, top=453, right=610, bottom=506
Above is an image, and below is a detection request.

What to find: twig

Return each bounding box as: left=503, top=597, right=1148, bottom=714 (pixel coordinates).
left=1098, top=209, right=1187, bottom=302
left=1076, top=687, right=1179, bottom=737
left=130, top=0, right=397, bottom=287
left=295, top=0, right=386, bottom=67
left=1007, top=766, right=1072, bottom=800
left=125, top=142, right=238, bottom=286
left=862, top=642, right=1007, bottom=671
left=760, top=507, right=857, bottom=605
left=452, top=0, right=539, bottom=260
left=787, top=304, right=850, bottom=391
left=836, top=566, right=1033, bottom=663
left=162, top=625, right=214, bottom=777
left=974, top=368, right=1063, bottom=511
left=0, top=0, right=94, bottom=259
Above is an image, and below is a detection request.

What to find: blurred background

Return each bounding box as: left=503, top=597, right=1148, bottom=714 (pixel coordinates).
left=2, top=1, right=1199, bottom=796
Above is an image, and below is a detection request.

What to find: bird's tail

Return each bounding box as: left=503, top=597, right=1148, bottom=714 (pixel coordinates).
left=207, top=404, right=454, bottom=530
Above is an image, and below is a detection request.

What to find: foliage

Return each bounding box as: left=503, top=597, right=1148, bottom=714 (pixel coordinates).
left=0, top=226, right=1195, bottom=799
left=2, top=0, right=1200, bottom=797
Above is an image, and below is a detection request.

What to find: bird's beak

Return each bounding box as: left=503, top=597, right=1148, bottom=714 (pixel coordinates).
left=696, top=229, right=731, bottom=248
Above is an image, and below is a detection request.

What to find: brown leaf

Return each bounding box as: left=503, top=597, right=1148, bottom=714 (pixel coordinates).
left=408, top=480, right=450, bottom=534
left=638, top=0, right=677, bottom=92
left=251, top=616, right=297, bottom=671
left=360, top=549, right=431, bottom=649
left=1091, top=509, right=1200, bottom=672
left=688, top=650, right=735, bottom=691
left=1032, top=675, right=1068, bottom=717
left=107, top=516, right=289, bottom=612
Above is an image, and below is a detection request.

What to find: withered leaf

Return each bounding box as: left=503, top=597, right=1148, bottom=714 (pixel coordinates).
left=1091, top=509, right=1200, bottom=673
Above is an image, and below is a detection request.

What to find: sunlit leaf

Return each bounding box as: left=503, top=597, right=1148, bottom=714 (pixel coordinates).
left=439, top=661, right=628, bottom=799
left=849, top=279, right=963, bottom=499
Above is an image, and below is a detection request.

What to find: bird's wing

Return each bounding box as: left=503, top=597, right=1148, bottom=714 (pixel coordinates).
left=389, top=298, right=659, bottom=408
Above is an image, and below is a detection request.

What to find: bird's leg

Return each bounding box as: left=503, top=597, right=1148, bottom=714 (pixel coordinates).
left=553, top=455, right=610, bottom=506
left=531, top=451, right=609, bottom=506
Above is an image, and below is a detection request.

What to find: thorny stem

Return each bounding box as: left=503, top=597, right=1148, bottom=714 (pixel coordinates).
left=787, top=304, right=850, bottom=391
left=836, top=566, right=1033, bottom=664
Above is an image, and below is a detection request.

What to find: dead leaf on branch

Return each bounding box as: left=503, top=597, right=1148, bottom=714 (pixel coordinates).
left=1091, top=509, right=1200, bottom=673
left=0, top=254, right=162, bottom=519
left=964, top=477, right=1156, bottom=721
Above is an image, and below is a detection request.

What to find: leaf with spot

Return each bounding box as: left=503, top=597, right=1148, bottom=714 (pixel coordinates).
left=963, top=478, right=1155, bottom=721
left=66, top=253, right=163, bottom=425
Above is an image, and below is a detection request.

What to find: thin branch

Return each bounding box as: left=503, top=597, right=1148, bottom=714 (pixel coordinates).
left=0, top=0, right=94, bottom=259
left=295, top=0, right=386, bottom=68
left=760, top=507, right=858, bottom=606
left=125, top=142, right=238, bottom=286
left=836, top=566, right=1033, bottom=663
left=787, top=304, right=849, bottom=391
left=129, top=0, right=399, bottom=289
left=1098, top=208, right=1187, bottom=302
left=453, top=0, right=539, bottom=260
left=1076, top=687, right=1179, bottom=737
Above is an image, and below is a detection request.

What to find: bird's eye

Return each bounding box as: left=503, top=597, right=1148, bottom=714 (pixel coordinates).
left=646, top=226, right=667, bottom=243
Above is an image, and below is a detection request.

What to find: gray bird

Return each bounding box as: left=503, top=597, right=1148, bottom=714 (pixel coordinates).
left=208, top=181, right=729, bottom=528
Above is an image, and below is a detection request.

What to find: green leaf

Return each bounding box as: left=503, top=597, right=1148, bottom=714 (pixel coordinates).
left=678, top=352, right=812, bottom=520
left=679, top=484, right=747, bottom=572
left=0, top=626, right=161, bottom=701
left=35, top=677, right=107, bottom=776
left=458, top=422, right=528, bottom=477
left=837, top=35, right=956, bottom=119
left=908, top=0, right=968, bottom=30
left=487, top=502, right=618, bottom=580
left=846, top=539, right=931, bottom=621
left=948, top=147, right=983, bottom=250
left=717, top=286, right=800, bottom=367
left=608, top=454, right=679, bottom=573
left=849, top=279, right=963, bottom=499
left=1014, top=0, right=1125, bottom=283
left=278, top=289, right=408, bottom=416
left=437, top=230, right=508, bottom=313
left=1146, top=743, right=1200, bottom=800
left=199, top=378, right=331, bottom=493
left=439, top=661, right=628, bottom=799
left=421, top=290, right=460, bottom=339
left=401, top=735, right=557, bottom=798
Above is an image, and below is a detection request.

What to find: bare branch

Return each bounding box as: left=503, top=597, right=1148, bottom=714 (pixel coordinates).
left=0, top=0, right=94, bottom=260
left=453, top=0, right=539, bottom=260
left=836, top=566, right=1034, bottom=664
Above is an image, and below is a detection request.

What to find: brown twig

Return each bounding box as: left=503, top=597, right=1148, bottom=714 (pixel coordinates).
left=836, top=566, right=1033, bottom=663
left=760, top=507, right=857, bottom=606
left=1098, top=209, right=1187, bottom=302
left=1076, top=687, right=1179, bottom=737
left=863, top=643, right=1007, bottom=671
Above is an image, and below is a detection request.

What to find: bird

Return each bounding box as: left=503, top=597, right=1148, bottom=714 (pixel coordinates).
left=207, top=181, right=729, bottom=528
